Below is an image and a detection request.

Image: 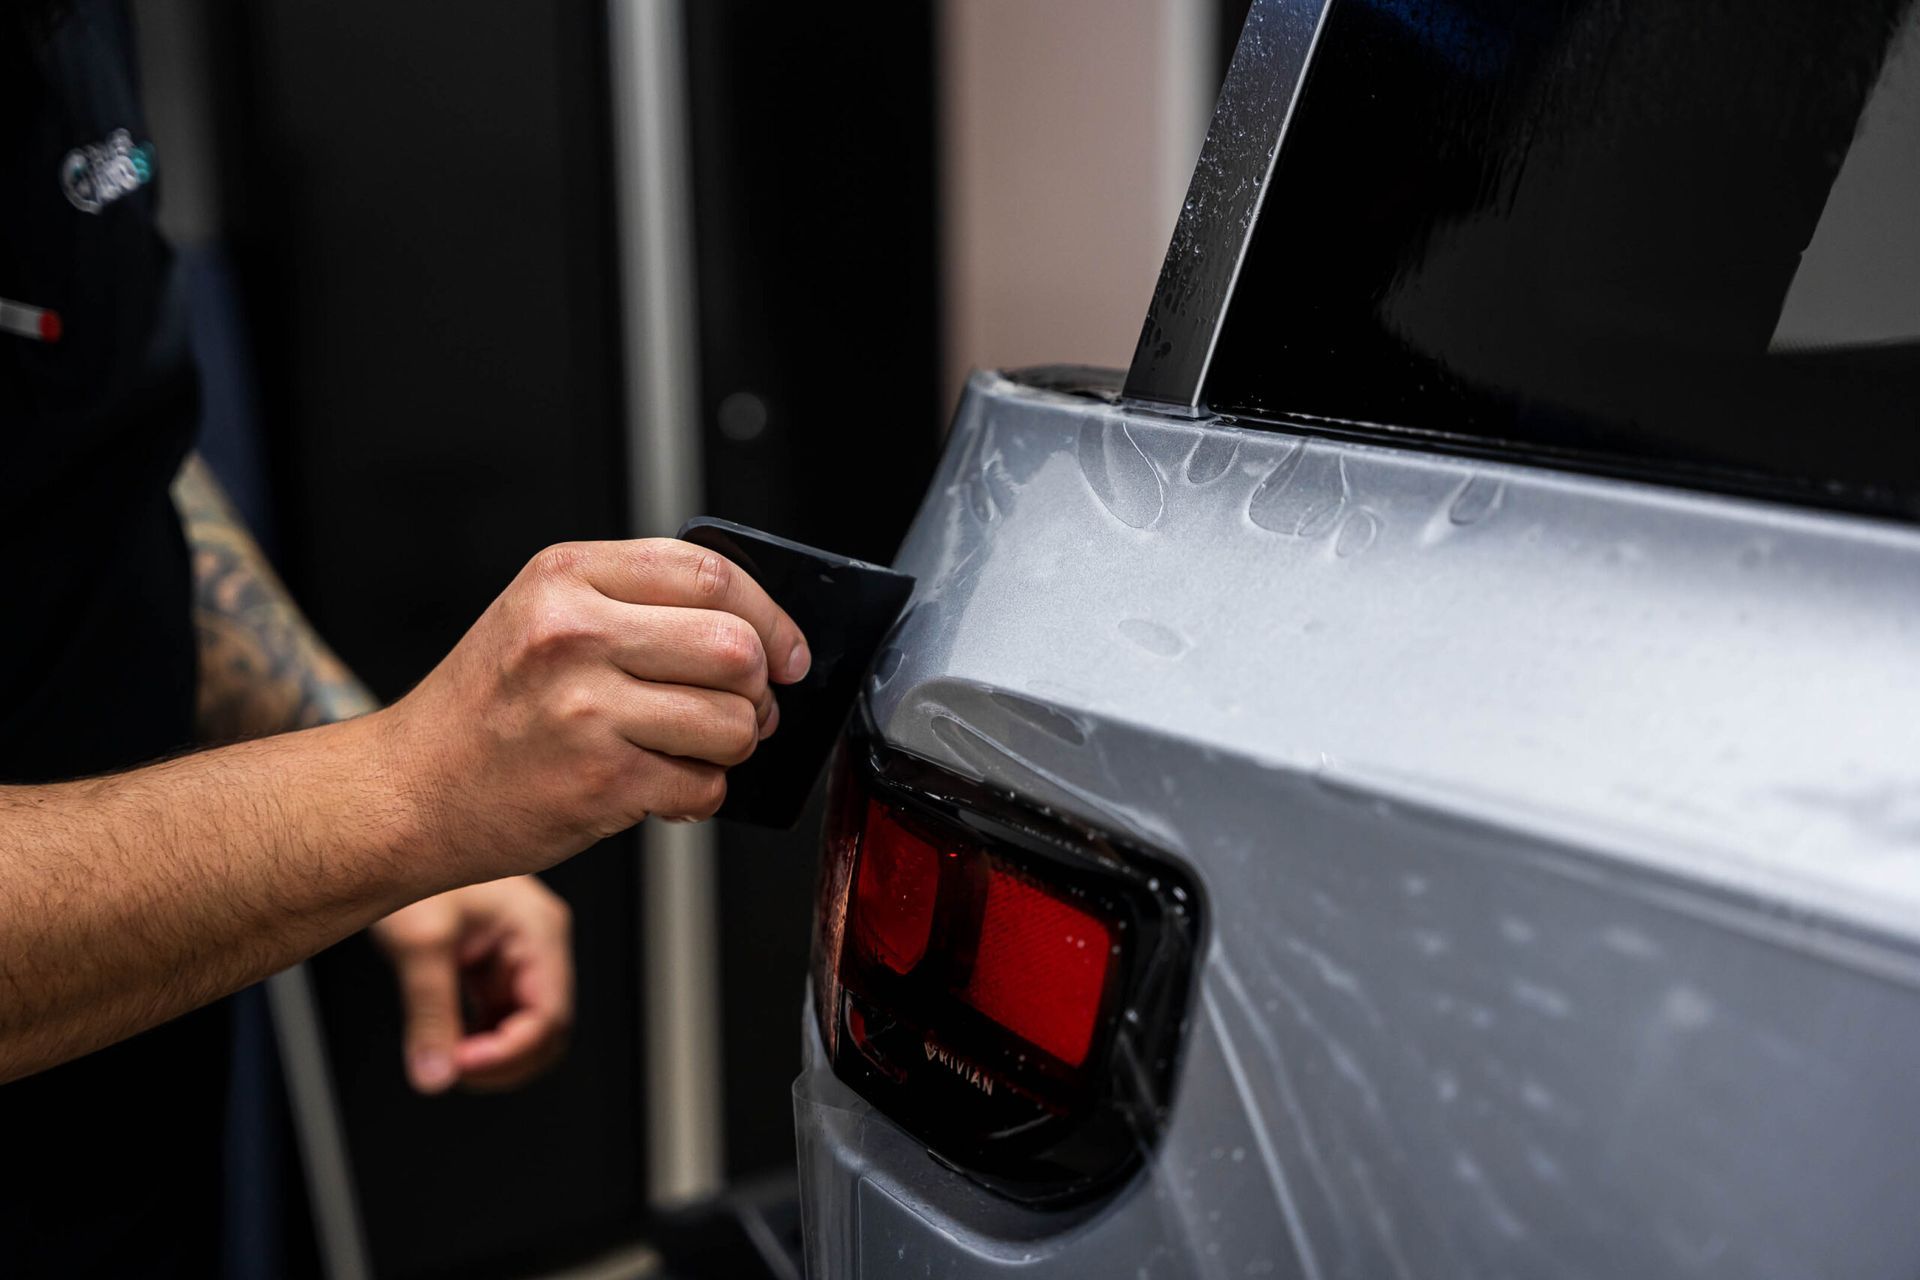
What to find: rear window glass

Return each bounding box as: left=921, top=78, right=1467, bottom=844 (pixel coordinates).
left=1204, top=0, right=1920, bottom=519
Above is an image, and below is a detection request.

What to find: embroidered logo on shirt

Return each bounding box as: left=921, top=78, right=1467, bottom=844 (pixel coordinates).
left=61, top=129, right=155, bottom=214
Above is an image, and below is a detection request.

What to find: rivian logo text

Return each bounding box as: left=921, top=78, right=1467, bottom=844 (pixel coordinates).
left=923, top=1039, right=994, bottom=1096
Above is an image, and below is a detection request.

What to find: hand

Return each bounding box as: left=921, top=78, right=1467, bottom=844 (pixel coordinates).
left=376, top=538, right=810, bottom=889
left=372, top=876, right=574, bottom=1094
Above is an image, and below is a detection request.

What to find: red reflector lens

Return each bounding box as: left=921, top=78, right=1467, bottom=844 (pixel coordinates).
left=962, top=871, right=1112, bottom=1067
left=851, top=800, right=939, bottom=973
left=844, top=793, right=1117, bottom=1068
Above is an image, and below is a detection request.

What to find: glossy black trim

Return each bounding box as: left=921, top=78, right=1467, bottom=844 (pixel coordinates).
left=1126, top=0, right=1920, bottom=523
left=1194, top=0, right=1920, bottom=523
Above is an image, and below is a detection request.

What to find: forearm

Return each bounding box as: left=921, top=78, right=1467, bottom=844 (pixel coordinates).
left=0, top=712, right=441, bottom=1083
left=0, top=469, right=806, bottom=1082
left=172, top=454, right=376, bottom=739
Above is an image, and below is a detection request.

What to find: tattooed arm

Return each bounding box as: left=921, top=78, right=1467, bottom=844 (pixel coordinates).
left=171, top=454, right=377, bottom=739
left=0, top=467, right=802, bottom=1086
left=172, top=454, right=574, bottom=1094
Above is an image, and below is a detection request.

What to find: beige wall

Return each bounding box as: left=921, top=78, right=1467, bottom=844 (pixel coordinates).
left=940, top=0, right=1215, bottom=407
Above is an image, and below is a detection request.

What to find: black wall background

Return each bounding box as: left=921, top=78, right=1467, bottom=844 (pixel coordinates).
left=682, top=1, right=943, bottom=1184
left=212, top=3, right=644, bottom=1277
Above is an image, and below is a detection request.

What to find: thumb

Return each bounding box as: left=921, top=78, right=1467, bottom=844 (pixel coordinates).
left=394, top=941, right=464, bottom=1095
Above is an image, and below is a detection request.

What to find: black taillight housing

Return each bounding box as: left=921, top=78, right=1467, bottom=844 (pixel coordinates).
left=813, top=739, right=1201, bottom=1204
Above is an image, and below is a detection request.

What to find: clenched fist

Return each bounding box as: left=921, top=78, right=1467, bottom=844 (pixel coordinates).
left=377, top=538, right=809, bottom=888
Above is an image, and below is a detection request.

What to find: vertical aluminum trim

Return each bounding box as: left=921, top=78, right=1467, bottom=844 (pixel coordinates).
left=1123, top=0, right=1338, bottom=408
left=267, top=967, right=373, bottom=1280
left=606, top=0, right=726, bottom=1206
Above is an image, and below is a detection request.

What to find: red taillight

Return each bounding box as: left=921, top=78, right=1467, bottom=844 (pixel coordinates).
left=842, top=793, right=1119, bottom=1070
left=851, top=800, right=939, bottom=974
left=964, top=870, right=1111, bottom=1067
left=815, top=741, right=1200, bottom=1203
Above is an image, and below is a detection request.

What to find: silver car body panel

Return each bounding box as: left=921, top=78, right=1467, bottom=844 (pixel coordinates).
left=796, top=370, right=1920, bottom=1279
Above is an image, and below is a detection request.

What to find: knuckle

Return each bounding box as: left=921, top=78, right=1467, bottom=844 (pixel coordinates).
left=590, top=799, right=644, bottom=843
left=576, top=756, right=619, bottom=805
left=718, top=697, right=759, bottom=764
left=586, top=740, right=635, bottom=790
left=694, top=769, right=728, bottom=818
left=397, top=917, right=450, bottom=947
left=377, top=908, right=455, bottom=957
left=386, top=928, right=440, bottom=960
left=551, top=681, right=605, bottom=726
left=625, top=538, right=670, bottom=583
left=688, top=548, right=733, bottom=604
left=523, top=598, right=590, bottom=660
left=705, top=615, right=765, bottom=683
left=530, top=541, right=586, bottom=582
